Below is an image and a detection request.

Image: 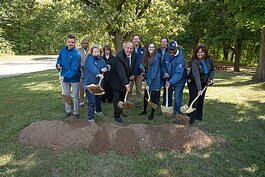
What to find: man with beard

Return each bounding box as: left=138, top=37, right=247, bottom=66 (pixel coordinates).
left=56, top=34, right=81, bottom=119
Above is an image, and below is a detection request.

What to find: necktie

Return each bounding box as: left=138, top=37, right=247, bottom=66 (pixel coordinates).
left=128, top=56, right=131, bottom=67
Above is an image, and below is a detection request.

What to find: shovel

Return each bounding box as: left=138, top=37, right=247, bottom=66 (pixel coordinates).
left=146, top=88, right=158, bottom=110
left=118, top=90, right=134, bottom=109
left=161, top=86, right=174, bottom=117
left=180, top=85, right=208, bottom=114
left=86, top=77, right=105, bottom=95
left=58, top=71, right=73, bottom=105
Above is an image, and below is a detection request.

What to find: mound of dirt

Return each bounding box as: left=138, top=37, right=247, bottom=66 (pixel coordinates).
left=18, top=120, right=212, bottom=156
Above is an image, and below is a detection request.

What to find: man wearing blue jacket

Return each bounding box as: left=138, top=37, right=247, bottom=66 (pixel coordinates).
left=162, top=40, right=187, bottom=118
left=56, top=34, right=81, bottom=119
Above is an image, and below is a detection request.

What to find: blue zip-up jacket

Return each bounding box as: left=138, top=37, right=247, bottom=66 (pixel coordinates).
left=147, top=53, right=162, bottom=91
left=133, top=46, right=145, bottom=75
left=162, top=48, right=187, bottom=87
left=83, top=54, right=107, bottom=88
left=56, top=46, right=81, bottom=83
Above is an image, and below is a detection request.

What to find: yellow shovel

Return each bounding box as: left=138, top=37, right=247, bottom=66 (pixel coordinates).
left=86, top=77, right=105, bottom=95
left=118, top=90, right=134, bottom=109
left=146, top=88, right=158, bottom=110
left=180, top=85, right=208, bottom=114
left=58, top=71, right=73, bottom=105
left=161, top=86, right=174, bottom=117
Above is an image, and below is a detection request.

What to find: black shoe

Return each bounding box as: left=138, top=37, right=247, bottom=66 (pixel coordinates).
left=135, top=102, right=140, bottom=108
left=65, top=112, right=71, bottom=118
left=73, top=114, right=79, bottom=120
left=148, top=114, right=154, bottom=120
left=139, top=111, right=147, bottom=116
left=115, top=117, right=124, bottom=124
left=122, top=112, right=128, bottom=117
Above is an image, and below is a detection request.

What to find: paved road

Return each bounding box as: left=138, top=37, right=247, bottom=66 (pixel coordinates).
left=0, top=55, right=57, bottom=77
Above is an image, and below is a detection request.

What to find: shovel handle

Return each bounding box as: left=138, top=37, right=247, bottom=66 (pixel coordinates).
left=98, top=77, right=103, bottom=86
left=124, top=90, right=129, bottom=102
left=58, top=71, right=64, bottom=95
left=190, top=85, right=208, bottom=108
left=166, top=86, right=169, bottom=107
left=146, top=88, right=151, bottom=102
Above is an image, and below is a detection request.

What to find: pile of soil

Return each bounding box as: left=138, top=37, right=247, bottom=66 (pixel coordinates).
left=18, top=120, right=212, bottom=156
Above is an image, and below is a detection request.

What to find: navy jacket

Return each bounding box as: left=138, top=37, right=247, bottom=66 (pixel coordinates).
left=146, top=53, right=162, bottom=91
left=56, top=46, right=81, bottom=83
left=162, top=48, right=187, bottom=87
left=83, top=54, right=107, bottom=88
left=133, top=46, right=145, bottom=75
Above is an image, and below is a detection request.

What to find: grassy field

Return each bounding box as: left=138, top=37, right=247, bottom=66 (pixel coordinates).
left=0, top=69, right=264, bottom=177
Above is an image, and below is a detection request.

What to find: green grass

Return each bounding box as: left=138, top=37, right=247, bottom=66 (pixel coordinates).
left=0, top=70, right=264, bottom=177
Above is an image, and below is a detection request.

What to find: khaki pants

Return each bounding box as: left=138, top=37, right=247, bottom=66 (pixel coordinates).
left=127, top=74, right=143, bottom=103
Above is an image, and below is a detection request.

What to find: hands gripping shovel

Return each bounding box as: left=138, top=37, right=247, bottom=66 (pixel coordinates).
left=180, top=85, right=208, bottom=114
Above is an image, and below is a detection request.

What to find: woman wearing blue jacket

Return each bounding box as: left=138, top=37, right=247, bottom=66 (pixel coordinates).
left=140, top=43, right=162, bottom=120
left=83, top=45, right=108, bottom=123
left=161, top=41, right=187, bottom=118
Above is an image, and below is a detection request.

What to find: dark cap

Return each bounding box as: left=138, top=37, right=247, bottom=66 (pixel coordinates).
left=168, top=40, right=178, bottom=50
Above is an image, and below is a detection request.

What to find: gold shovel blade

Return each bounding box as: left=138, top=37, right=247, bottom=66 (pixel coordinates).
left=118, top=101, right=124, bottom=109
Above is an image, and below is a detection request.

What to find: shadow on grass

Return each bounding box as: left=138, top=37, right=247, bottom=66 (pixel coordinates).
left=0, top=70, right=265, bottom=176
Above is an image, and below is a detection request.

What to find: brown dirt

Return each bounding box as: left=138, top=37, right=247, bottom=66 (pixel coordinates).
left=18, top=120, right=213, bottom=156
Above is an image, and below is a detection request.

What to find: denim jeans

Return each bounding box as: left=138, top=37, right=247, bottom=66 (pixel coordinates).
left=62, top=82, right=79, bottom=115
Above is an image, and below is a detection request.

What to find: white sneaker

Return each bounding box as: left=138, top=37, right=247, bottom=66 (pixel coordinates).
left=95, top=111, right=104, bottom=117
left=88, top=119, right=96, bottom=125
left=79, top=102, right=85, bottom=106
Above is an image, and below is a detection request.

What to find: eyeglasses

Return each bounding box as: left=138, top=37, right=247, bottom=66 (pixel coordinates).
left=148, top=46, right=155, bottom=48
left=82, top=43, right=88, bottom=44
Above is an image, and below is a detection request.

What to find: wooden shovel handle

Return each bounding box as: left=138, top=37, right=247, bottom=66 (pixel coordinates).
left=147, top=88, right=150, bottom=102
left=166, top=86, right=169, bottom=107
left=190, top=85, right=208, bottom=108
left=124, top=90, right=129, bottom=102
left=98, top=77, right=103, bottom=86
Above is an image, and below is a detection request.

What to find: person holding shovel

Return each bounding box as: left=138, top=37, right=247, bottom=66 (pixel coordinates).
left=56, top=34, right=81, bottom=119
left=161, top=40, right=187, bottom=120
left=187, top=44, right=214, bottom=125
left=140, top=43, right=162, bottom=120
left=109, top=41, right=135, bottom=124
left=83, top=45, right=108, bottom=124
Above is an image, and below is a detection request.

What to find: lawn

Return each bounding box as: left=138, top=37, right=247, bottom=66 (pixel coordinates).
left=0, top=69, right=264, bottom=177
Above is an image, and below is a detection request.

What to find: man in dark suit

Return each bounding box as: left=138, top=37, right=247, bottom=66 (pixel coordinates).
left=109, top=41, right=135, bottom=123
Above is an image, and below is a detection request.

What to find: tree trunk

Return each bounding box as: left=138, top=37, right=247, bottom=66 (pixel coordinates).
left=253, top=27, right=265, bottom=82
left=223, top=44, right=229, bottom=61
left=109, top=30, right=123, bottom=52
left=234, top=39, right=242, bottom=72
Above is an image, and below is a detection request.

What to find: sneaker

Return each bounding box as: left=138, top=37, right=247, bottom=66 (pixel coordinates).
left=88, top=119, right=96, bottom=125
left=73, top=114, right=79, bottom=120
left=79, top=102, right=85, bottom=106
left=135, top=102, right=140, bottom=108
left=139, top=111, right=147, bottom=116
left=115, top=117, right=124, bottom=124
left=95, top=111, right=104, bottom=117
left=65, top=112, right=71, bottom=118
left=122, top=112, right=128, bottom=117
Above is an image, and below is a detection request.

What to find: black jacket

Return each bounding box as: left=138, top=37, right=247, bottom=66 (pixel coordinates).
left=109, top=49, right=136, bottom=92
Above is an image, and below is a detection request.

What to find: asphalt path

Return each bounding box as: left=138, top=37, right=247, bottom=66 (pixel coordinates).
left=0, top=55, right=57, bottom=77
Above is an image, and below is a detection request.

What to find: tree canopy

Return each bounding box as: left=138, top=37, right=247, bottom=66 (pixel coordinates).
left=1, top=0, right=264, bottom=81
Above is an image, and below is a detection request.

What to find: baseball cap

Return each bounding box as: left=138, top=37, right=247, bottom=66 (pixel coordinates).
left=168, top=41, right=178, bottom=50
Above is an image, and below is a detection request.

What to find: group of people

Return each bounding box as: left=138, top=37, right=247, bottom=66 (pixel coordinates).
left=56, top=34, right=215, bottom=125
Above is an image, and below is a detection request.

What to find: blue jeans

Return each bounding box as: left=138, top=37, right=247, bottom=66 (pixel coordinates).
left=162, top=85, right=185, bottom=115
left=95, top=95, right=102, bottom=113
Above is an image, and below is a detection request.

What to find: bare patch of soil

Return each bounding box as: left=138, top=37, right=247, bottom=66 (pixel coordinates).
left=18, top=120, right=212, bottom=155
